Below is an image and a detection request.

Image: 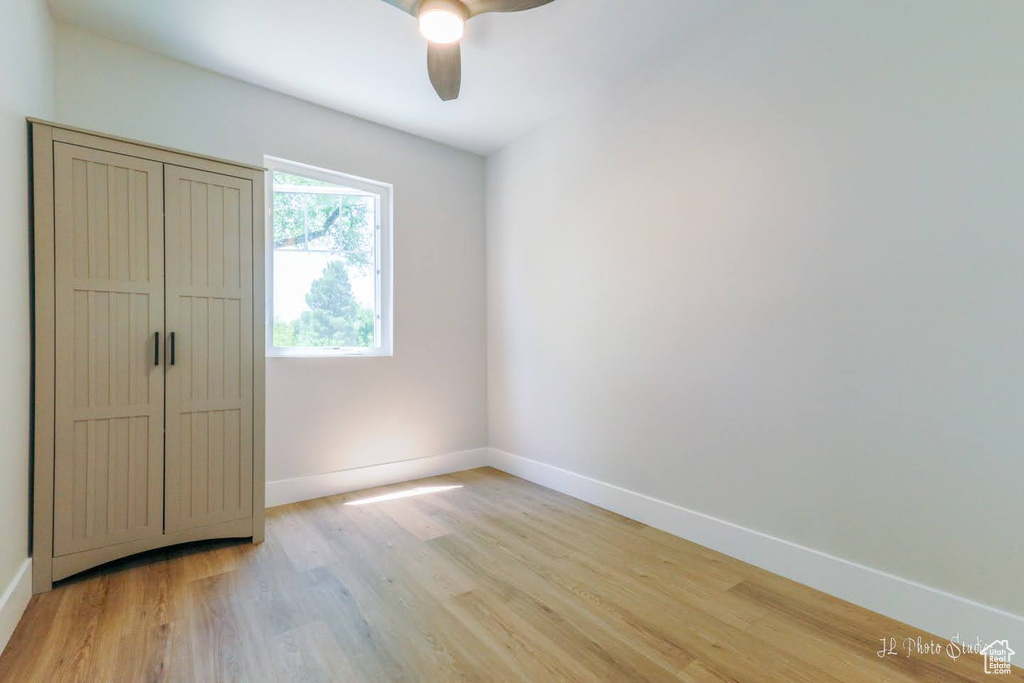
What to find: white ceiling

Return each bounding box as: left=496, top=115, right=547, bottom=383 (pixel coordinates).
left=47, top=0, right=732, bottom=155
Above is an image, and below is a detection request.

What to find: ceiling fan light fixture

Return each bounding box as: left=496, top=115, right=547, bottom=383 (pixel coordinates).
left=382, top=0, right=555, bottom=101
left=418, top=0, right=467, bottom=44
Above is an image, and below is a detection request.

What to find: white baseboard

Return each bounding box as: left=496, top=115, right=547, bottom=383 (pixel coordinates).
left=265, top=448, right=490, bottom=508
left=0, top=559, right=32, bottom=658
left=488, top=447, right=1024, bottom=648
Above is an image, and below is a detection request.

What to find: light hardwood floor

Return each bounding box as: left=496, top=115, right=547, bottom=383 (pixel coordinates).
left=1, top=467, right=1017, bottom=682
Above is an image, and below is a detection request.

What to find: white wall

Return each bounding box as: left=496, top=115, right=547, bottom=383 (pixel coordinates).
left=0, top=0, right=53, bottom=650
left=54, top=25, right=487, bottom=485
left=487, top=0, right=1024, bottom=618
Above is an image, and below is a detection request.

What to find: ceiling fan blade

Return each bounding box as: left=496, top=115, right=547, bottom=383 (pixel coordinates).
left=428, top=42, right=462, bottom=101
left=462, top=0, right=555, bottom=17
left=379, top=0, right=419, bottom=17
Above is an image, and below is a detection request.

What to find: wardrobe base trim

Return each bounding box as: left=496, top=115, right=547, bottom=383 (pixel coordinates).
left=51, top=517, right=254, bottom=582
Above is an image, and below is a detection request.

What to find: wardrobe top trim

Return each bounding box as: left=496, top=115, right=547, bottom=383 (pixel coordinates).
left=28, top=118, right=267, bottom=177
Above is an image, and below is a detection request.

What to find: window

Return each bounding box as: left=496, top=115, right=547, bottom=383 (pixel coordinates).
left=266, top=157, right=392, bottom=356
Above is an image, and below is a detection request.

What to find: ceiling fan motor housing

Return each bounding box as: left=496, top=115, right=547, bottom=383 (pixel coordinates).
left=418, top=0, right=470, bottom=21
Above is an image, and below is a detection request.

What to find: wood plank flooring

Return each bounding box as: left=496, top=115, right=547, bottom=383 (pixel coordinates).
left=1, top=467, right=1017, bottom=682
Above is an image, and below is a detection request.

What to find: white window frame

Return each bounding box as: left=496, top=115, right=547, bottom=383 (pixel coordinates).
left=265, top=156, right=394, bottom=358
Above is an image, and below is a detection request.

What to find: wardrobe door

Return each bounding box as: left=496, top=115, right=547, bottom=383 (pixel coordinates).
left=52, top=143, right=166, bottom=556
left=164, top=165, right=254, bottom=532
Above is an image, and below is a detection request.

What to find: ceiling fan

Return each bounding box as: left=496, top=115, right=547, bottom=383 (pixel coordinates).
left=381, top=0, right=556, bottom=101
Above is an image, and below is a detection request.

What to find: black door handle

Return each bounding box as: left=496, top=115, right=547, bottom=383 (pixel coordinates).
left=170, top=332, right=176, bottom=366
left=154, top=332, right=160, bottom=366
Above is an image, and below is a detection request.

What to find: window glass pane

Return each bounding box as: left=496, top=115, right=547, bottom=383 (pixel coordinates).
left=272, top=171, right=378, bottom=349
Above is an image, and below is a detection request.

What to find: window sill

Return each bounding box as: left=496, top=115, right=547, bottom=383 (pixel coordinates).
left=267, top=348, right=393, bottom=359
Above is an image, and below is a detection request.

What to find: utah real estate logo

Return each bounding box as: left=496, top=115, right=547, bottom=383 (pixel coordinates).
left=980, top=640, right=1015, bottom=676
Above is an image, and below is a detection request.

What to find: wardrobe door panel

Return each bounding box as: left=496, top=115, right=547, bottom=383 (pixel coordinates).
left=52, top=143, right=165, bottom=556
left=164, top=166, right=254, bottom=532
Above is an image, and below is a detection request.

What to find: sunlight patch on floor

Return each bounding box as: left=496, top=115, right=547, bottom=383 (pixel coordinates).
left=343, top=484, right=464, bottom=506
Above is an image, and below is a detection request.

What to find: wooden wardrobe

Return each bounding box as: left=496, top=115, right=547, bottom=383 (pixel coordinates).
left=30, top=120, right=266, bottom=592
